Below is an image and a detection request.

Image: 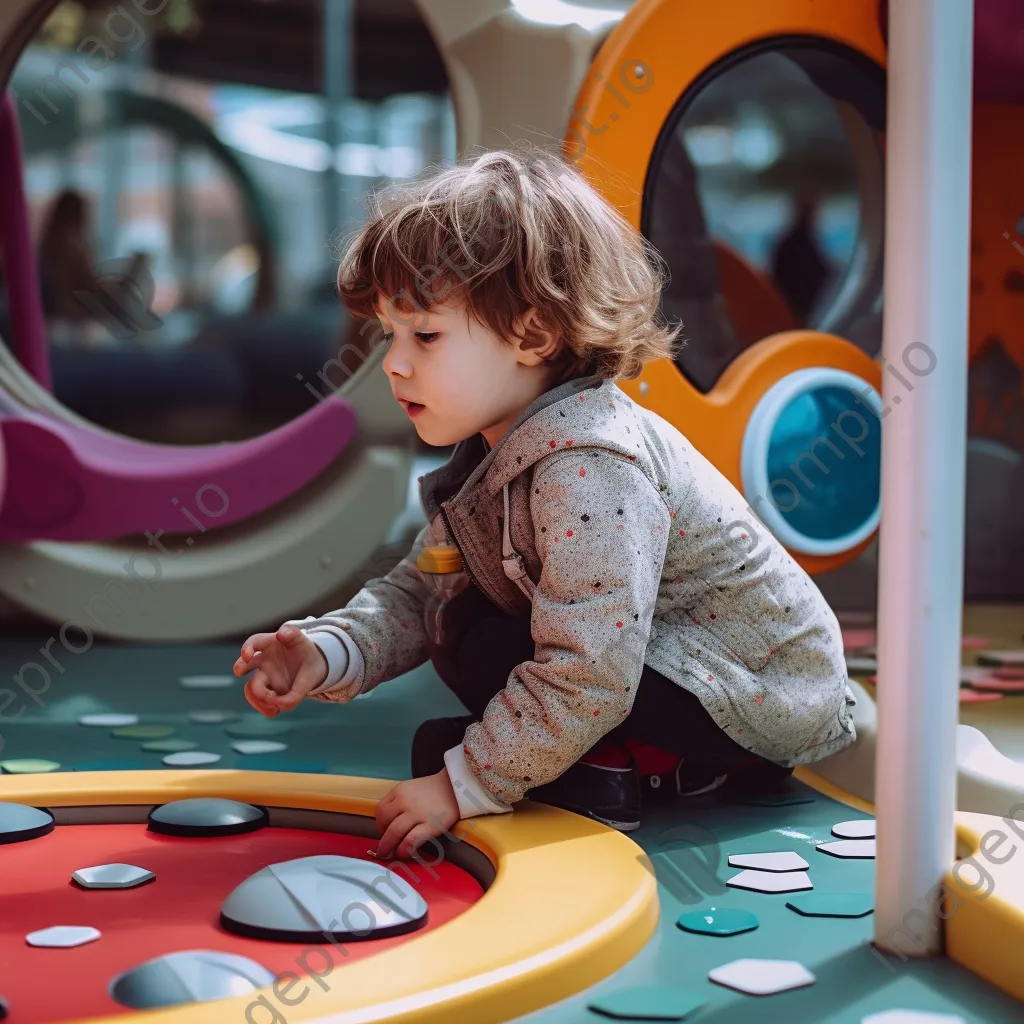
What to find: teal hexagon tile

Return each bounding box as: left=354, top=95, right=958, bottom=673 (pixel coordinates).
left=112, top=724, right=175, bottom=740
left=722, top=790, right=816, bottom=807
left=786, top=892, right=874, bottom=918
left=141, top=739, right=200, bottom=753
left=224, top=717, right=292, bottom=738
left=677, top=907, right=759, bottom=936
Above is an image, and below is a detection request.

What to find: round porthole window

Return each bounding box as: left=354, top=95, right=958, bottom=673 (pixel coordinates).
left=642, top=40, right=886, bottom=393
left=740, top=368, right=882, bottom=555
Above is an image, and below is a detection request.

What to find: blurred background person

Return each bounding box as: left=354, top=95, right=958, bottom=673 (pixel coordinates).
left=770, top=191, right=829, bottom=321
left=37, top=188, right=99, bottom=325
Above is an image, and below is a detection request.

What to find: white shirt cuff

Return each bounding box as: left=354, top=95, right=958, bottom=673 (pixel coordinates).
left=306, top=629, right=364, bottom=697
left=444, top=743, right=512, bottom=818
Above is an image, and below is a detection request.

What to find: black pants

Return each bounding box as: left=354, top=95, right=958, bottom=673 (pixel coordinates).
left=428, top=586, right=779, bottom=774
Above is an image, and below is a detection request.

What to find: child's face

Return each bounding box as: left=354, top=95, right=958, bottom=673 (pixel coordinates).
left=377, top=298, right=559, bottom=449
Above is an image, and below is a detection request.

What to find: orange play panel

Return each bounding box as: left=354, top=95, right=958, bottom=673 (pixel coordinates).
left=0, top=822, right=482, bottom=1022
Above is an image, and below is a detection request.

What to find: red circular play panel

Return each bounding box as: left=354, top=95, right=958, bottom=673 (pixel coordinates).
left=0, top=822, right=483, bottom=1023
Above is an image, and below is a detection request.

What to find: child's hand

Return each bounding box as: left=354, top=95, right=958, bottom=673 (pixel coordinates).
left=373, top=770, right=460, bottom=860
left=234, top=626, right=328, bottom=717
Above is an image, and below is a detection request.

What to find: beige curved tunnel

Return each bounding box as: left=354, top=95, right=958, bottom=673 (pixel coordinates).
left=416, top=0, right=631, bottom=155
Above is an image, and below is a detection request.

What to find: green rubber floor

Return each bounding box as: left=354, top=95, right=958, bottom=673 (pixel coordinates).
left=1, top=638, right=1021, bottom=1024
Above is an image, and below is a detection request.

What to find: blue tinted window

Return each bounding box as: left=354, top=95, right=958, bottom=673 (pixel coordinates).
left=765, top=385, right=881, bottom=541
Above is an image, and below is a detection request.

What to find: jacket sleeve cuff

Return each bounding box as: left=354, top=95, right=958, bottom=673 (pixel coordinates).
left=306, top=629, right=364, bottom=698
left=443, top=744, right=513, bottom=818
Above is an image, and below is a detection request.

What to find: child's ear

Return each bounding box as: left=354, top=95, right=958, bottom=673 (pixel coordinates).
left=513, top=307, right=560, bottom=365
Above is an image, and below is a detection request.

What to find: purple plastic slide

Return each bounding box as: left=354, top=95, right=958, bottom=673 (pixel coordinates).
left=0, top=391, right=357, bottom=543
left=0, top=93, right=358, bottom=543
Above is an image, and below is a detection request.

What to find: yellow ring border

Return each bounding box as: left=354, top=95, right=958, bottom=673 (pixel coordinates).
left=794, top=765, right=874, bottom=815
left=944, top=810, right=1024, bottom=1003
left=1, top=769, right=657, bottom=1024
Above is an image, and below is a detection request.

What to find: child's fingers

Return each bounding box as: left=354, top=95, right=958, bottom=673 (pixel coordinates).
left=245, top=671, right=282, bottom=713
left=375, top=811, right=418, bottom=862
left=262, top=667, right=292, bottom=697
left=276, top=625, right=310, bottom=648
left=233, top=651, right=262, bottom=677
left=267, top=673, right=310, bottom=712
left=244, top=685, right=278, bottom=718
left=398, top=825, right=440, bottom=862
left=272, top=689, right=304, bottom=711
left=244, top=672, right=275, bottom=703
left=284, top=662, right=327, bottom=702
left=239, top=632, right=277, bottom=661
left=374, top=786, right=399, bottom=841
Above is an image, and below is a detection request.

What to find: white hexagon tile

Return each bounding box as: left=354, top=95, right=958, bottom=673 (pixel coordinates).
left=709, top=958, right=815, bottom=996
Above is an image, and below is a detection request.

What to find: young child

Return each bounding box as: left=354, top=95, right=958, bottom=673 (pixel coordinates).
left=233, top=147, right=856, bottom=860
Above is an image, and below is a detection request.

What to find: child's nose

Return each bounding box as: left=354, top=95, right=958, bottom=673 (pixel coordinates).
left=382, top=343, right=412, bottom=378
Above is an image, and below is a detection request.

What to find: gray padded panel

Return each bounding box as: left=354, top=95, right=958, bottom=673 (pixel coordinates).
left=109, top=950, right=276, bottom=1009
left=220, top=855, right=428, bottom=942
left=147, top=798, right=267, bottom=837
left=0, top=802, right=54, bottom=843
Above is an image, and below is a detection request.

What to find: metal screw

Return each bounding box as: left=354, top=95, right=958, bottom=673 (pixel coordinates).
left=639, top=381, right=650, bottom=395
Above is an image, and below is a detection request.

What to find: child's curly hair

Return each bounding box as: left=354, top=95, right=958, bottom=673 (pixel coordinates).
left=335, top=145, right=683, bottom=381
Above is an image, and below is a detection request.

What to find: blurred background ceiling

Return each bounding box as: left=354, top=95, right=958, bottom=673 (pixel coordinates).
left=71, top=0, right=449, bottom=98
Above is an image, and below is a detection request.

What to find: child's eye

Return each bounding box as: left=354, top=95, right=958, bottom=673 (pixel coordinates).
left=414, top=332, right=439, bottom=344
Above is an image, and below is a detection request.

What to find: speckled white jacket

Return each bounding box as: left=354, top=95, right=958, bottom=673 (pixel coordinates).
left=288, top=374, right=856, bottom=816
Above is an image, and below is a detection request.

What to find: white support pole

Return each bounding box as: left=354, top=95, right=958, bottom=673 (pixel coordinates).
left=873, top=0, right=974, bottom=954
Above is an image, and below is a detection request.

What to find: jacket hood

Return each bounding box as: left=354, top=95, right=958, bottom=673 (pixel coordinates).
left=419, top=373, right=643, bottom=519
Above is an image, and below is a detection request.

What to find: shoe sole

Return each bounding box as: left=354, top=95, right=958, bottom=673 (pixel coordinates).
left=529, top=763, right=642, bottom=832
left=602, top=818, right=640, bottom=832
left=541, top=799, right=639, bottom=832
left=582, top=811, right=641, bottom=832
left=676, top=773, right=729, bottom=797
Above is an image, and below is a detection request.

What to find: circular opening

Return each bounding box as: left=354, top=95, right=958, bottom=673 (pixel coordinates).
left=642, top=38, right=885, bottom=392
left=0, top=808, right=482, bottom=1022
left=1, top=0, right=452, bottom=445
left=741, top=368, right=882, bottom=555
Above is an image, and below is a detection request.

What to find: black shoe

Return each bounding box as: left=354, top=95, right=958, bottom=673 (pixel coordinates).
left=672, top=761, right=731, bottom=796
left=718, top=760, right=795, bottom=796
left=642, top=760, right=730, bottom=800
left=410, top=714, right=476, bottom=777
left=527, top=760, right=641, bottom=832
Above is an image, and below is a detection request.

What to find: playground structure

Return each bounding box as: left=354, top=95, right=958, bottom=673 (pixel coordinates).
left=0, top=0, right=1022, bottom=1020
